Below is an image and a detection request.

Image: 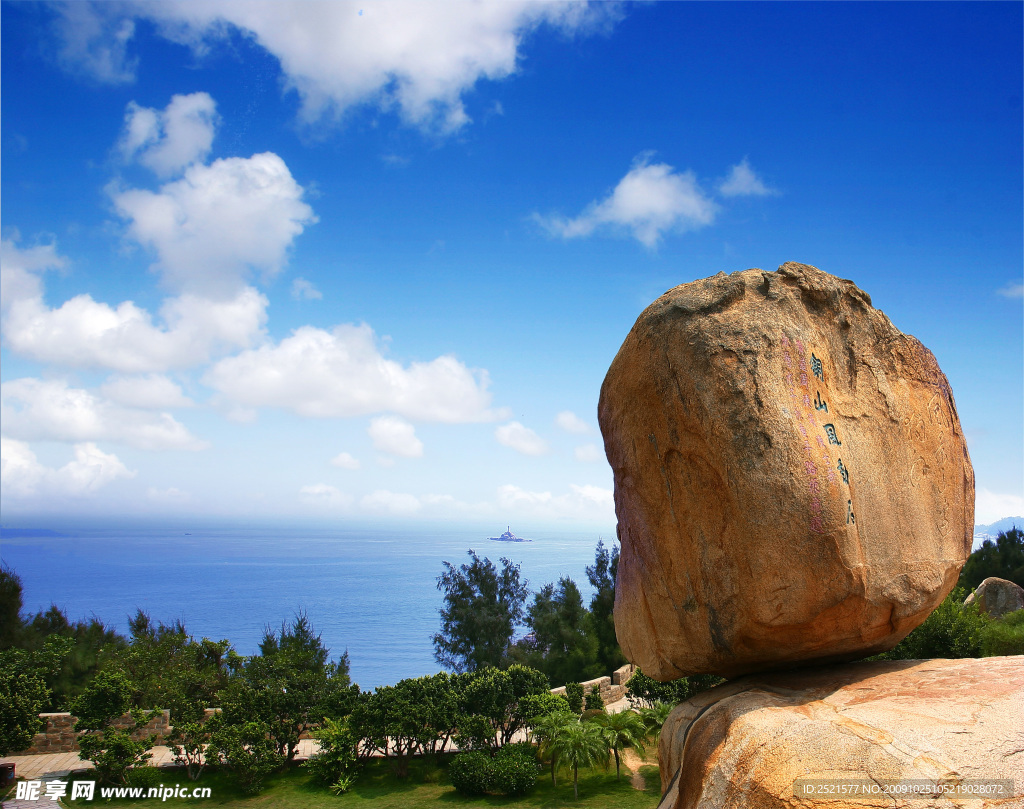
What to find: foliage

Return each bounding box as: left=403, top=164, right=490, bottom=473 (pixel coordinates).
left=875, top=588, right=989, bottom=660
left=218, top=613, right=352, bottom=762
left=625, top=667, right=723, bottom=709
left=564, top=681, right=584, bottom=713
left=586, top=540, right=626, bottom=673
left=0, top=635, right=71, bottom=756
left=348, top=678, right=438, bottom=776
left=448, top=750, right=494, bottom=796
left=523, top=577, right=602, bottom=686
left=980, top=609, right=1024, bottom=656
left=546, top=717, right=609, bottom=799
left=0, top=564, right=23, bottom=650
left=959, top=528, right=1024, bottom=590
left=71, top=669, right=160, bottom=786
left=531, top=709, right=576, bottom=786
left=303, top=716, right=358, bottom=786
left=208, top=719, right=284, bottom=795
left=592, top=709, right=647, bottom=779
left=638, top=702, right=673, bottom=744
left=585, top=684, right=605, bottom=711
left=493, top=744, right=540, bottom=796
left=433, top=550, right=529, bottom=673
left=456, top=664, right=550, bottom=747
left=169, top=715, right=219, bottom=782
left=519, top=692, right=571, bottom=725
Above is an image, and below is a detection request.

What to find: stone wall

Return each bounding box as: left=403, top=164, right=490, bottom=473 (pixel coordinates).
left=549, top=663, right=636, bottom=706
left=15, top=710, right=172, bottom=755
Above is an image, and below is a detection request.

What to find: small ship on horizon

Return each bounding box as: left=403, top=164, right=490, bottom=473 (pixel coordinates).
left=488, top=526, right=531, bottom=542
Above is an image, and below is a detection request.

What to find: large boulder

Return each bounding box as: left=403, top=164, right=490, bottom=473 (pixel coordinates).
left=964, top=577, right=1024, bottom=618
left=599, top=263, right=974, bottom=679
left=657, top=656, right=1024, bottom=809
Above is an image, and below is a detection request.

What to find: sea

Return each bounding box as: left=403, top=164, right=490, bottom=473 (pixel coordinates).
left=0, top=521, right=615, bottom=691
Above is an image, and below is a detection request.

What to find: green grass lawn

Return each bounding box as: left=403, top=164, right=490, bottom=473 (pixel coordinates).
left=34, top=755, right=661, bottom=808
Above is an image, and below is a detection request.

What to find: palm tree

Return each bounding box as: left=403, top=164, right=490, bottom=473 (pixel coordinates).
left=531, top=710, right=574, bottom=786
left=639, top=701, right=673, bottom=744
left=592, top=709, right=647, bottom=779
left=547, top=718, right=608, bottom=799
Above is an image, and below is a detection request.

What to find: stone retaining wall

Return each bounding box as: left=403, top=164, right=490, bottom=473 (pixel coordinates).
left=16, top=711, right=172, bottom=755
left=549, top=663, right=636, bottom=706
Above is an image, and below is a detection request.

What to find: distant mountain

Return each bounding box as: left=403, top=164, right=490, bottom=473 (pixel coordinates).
left=973, top=516, right=1023, bottom=544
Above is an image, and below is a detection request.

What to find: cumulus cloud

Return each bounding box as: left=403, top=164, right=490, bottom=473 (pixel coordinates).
left=52, top=2, right=620, bottom=134
left=120, top=92, right=218, bottom=177
left=1, top=436, right=136, bottom=499
left=718, top=157, right=774, bottom=197
left=975, top=487, right=1024, bottom=526
left=1, top=378, right=207, bottom=451
left=0, top=237, right=66, bottom=314
left=112, top=152, right=317, bottom=298
left=3, top=285, right=268, bottom=372
left=536, top=154, right=717, bottom=247
left=495, top=421, right=548, bottom=456
left=99, top=374, right=193, bottom=409
left=497, top=482, right=614, bottom=521
left=203, top=323, right=504, bottom=422
left=291, top=277, right=322, bottom=300
left=368, top=415, right=423, bottom=458
left=555, top=410, right=591, bottom=434
left=330, top=452, right=360, bottom=470
left=574, top=443, right=603, bottom=463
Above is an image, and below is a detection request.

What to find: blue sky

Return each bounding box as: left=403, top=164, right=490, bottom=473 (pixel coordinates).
left=1, top=1, right=1021, bottom=531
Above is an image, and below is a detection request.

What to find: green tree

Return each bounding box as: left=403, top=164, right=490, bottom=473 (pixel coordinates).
left=71, top=670, right=159, bottom=786
left=208, top=719, right=284, bottom=795
left=875, top=588, right=989, bottom=660
left=531, top=709, right=575, bottom=786
left=218, top=613, right=352, bottom=762
left=959, top=528, right=1024, bottom=590
left=0, top=564, right=24, bottom=650
left=625, top=667, right=723, bottom=709
left=433, top=550, right=528, bottom=673
left=546, top=717, right=608, bottom=799
left=526, top=577, right=602, bottom=686
left=303, top=717, right=359, bottom=788
left=0, top=636, right=71, bottom=756
left=592, top=709, right=647, bottom=779
left=456, top=664, right=549, bottom=748
left=586, top=540, right=626, bottom=673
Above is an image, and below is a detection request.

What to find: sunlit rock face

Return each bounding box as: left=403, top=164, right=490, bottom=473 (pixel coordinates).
left=599, top=262, right=974, bottom=679
left=657, top=657, right=1024, bottom=809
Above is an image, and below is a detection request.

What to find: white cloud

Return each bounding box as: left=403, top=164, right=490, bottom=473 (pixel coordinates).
left=291, top=277, right=322, bottom=300
left=1, top=436, right=136, bottom=499
left=330, top=452, right=361, bottom=470
left=112, top=152, right=317, bottom=297
left=52, top=2, right=620, bottom=134
left=203, top=322, right=504, bottom=422
left=495, top=421, right=548, bottom=455
left=555, top=410, right=591, bottom=434
left=3, top=285, right=268, bottom=372
left=497, top=482, right=614, bottom=521
left=50, top=1, right=137, bottom=84
left=300, top=483, right=354, bottom=508
left=975, top=487, right=1024, bottom=526
left=360, top=489, right=423, bottom=515
left=100, top=374, right=193, bottom=409
left=718, top=157, right=775, bottom=197
left=536, top=154, right=717, bottom=247
left=574, top=443, right=603, bottom=463
left=1, top=378, right=207, bottom=451
left=368, top=415, right=423, bottom=458
left=997, top=281, right=1023, bottom=299
left=0, top=238, right=67, bottom=314
left=120, top=92, right=218, bottom=177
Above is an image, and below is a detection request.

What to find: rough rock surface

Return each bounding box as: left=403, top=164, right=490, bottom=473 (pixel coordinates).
left=965, top=577, right=1024, bottom=618
left=599, top=262, right=974, bottom=679
left=658, top=656, right=1024, bottom=809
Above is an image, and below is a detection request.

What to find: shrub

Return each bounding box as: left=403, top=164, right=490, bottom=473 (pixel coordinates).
left=209, top=720, right=284, bottom=795
left=584, top=684, right=604, bottom=711
left=564, top=682, right=584, bottom=713
left=492, top=750, right=538, bottom=796
left=879, top=588, right=989, bottom=660
left=980, top=609, right=1024, bottom=656
left=125, top=766, right=163, bottom=790
left=304, top=717, right=358, bottom=786
left=497, top=740, right=537, bottom=761
left=448, top=750, right=493, bottom=796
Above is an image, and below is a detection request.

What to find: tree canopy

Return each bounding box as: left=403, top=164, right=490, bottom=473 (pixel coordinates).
left=959, top=527, right=1024, bottom=590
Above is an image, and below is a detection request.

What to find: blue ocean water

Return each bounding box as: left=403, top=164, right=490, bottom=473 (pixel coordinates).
left=0, top=522, right=614, bottom=690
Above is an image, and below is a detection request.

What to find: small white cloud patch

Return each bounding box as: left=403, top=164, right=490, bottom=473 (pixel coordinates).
left=574, top=443, right=603, bottom=463
left=555, top=410, right=591, bottom=434
left=718, top=158, right=775, bottom=197
left=368, top=415, right=424, bottom=458
left=330, top=452, right=361, bottom=470
left=495, top=421, right=548, bottom=455
left=291, top=277, right=323, bottom=300
left=120, top=93, right=218, bottom=177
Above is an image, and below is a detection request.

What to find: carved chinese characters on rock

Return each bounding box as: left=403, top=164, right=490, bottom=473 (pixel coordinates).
left=781, top=335, right=856, bottom=533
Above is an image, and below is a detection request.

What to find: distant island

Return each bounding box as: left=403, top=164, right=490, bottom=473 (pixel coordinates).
left=488, top=526, right=531, bottom=542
